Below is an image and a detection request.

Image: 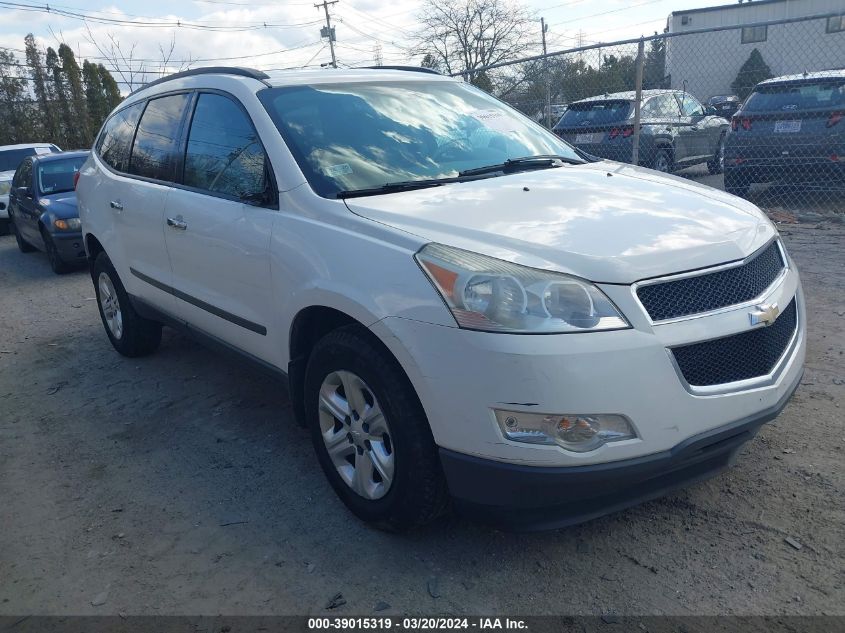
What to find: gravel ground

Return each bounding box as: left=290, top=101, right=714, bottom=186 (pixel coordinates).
left=0, top=223, right=843, bottom=617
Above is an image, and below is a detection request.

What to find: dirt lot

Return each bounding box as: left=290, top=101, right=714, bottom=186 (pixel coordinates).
left=0, top=223, right=843, bottom=618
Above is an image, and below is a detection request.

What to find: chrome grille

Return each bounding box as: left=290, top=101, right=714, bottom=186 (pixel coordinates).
left=637, top=241, right=785, bottom=322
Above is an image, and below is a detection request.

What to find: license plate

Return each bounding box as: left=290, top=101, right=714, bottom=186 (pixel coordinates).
left=575, top=133, right=595, bottom=144
left=774, top=120, right=801, bottom=133
left=720, top=104, right=732, bottom=110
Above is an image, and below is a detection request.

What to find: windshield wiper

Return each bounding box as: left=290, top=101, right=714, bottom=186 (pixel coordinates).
left=458, top=155, right=582, bottom=178
left=336, top=175, right=471, bottom=199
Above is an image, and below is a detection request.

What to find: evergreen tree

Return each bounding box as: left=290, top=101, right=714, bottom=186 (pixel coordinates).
left=98, top=64, right=123, bottom=111
left=24, top=33, right=58, bottom=140
left=83, top=60, right=107, bottom=128
left=46, top=46, right=72, bottom=147
left=643, top=36, right=668, bottom=90
left=59, top=44, right=90, bottom=146
left=731, top=48, right=773, bottom=100
left=0, top=50, right=30, bottom=144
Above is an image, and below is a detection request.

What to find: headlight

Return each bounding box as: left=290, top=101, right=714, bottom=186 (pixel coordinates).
left=415, top=243, right=628, bottom=333
left=54, top=218, right=81, bottom=231
left=494, top=409, right=637, bottom=452
left=0, top=181, right=11, bottom=196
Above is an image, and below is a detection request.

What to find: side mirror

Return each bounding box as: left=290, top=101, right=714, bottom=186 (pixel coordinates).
left=705, top=106, right=717, bottom=116
left=17, top=186, right=32, bottom=198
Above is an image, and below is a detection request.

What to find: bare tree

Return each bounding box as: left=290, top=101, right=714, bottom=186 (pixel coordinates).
left=414, top=0, right=536, bottom=84
left=158, top=34, right=194, bottom=75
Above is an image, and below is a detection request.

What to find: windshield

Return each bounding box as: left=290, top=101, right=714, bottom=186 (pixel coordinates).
left=556, top=101, right=632, bottom=127
left=0, top=146, right=55, bottom=171
left=258, top=80, right=580, bottom=197
left=744, top=81, right=845, bottom=112
left=37, top=156, right=87, bottom=195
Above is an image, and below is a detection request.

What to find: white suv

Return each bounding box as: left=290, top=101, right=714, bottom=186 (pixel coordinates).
left=77, top=67, right=805, bottom=531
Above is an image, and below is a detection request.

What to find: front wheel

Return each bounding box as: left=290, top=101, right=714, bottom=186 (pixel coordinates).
left=92, top=252, right=162, bottom=357
left=652, top=148, right=673, bottom=173
left=42, top=229, right=72, bottom=274
left=11, top=217, right=35, bottom=253
left=304, top=325, right=449, bottom=531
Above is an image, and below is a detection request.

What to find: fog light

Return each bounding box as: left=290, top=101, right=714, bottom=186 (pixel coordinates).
left=494, top=410, right=637, bottom=453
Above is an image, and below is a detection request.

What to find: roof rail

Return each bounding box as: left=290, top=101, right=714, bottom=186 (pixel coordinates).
left=363, top=65, right=441, bottom=75
left=133, top=66, right=270, bottom=94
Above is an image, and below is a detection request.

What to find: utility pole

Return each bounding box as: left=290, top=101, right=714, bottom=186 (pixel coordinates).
left=541, top=17, right=551, bottom=129
left=315, top=0, right=338, bottom=69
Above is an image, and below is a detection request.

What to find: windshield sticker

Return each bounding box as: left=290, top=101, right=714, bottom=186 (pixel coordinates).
left=469, top=109, right=519, bottom=134
left=34, top=147, right=51, bottom=155
left=325, top=163, right=353, bottom=177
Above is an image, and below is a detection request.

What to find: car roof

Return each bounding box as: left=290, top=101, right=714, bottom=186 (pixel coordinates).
left=32, top=150, right=89, bottom=163
left=262, top=67, right=453, bottom=87
left=0, top=142, right=56, bottom=151
left=757, top=69, right=845, bottom=87
left=570, top=89, right=680, bottom=104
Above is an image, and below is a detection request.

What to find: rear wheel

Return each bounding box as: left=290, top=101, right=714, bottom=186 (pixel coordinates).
left=707, top=134, right=725, bottom=175
left=652, top=148, right=673, bottom=173
left=93, top=252, right=162, bottom=357
left=42, top=229, right=72, bottom=275
left=724, top=169, right=750, bottom=199
left=304, top=325, right=449, bottom=531
left=11, top=217, right=35, bottom=253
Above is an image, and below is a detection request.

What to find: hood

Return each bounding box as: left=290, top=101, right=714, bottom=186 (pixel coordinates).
left=344, top=161, right=775, bottom=284
left=40, top=191, right=79, bottom=218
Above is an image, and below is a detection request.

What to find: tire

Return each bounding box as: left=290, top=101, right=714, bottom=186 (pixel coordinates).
left=42, top=229, right=72, bottom=275
left=724, top=169, right=750, bottom=199
left=11, top=217, right=35, bottom=253
left=92, top=251, right=162, bottom=357
left=304, top=324, right=449, bottom=531
left=652, top=148, right=673, bottom=173
left=707, top=134, right=725, bottom=175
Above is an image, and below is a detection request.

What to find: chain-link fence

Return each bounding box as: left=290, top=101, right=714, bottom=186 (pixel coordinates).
left=457, top=11, right=845, bottom=217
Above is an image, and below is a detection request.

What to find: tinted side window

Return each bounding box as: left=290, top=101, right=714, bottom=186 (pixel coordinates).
left=129, top=93, right=190, bottom=181
left=642, top=94, right=680, bottom=118
left=14, top=160, right=32, bottom=188
left=183, top=93, right=267, bottom=201
left=96, top=102, right=144, bottom=172
left=677, top=93, right=705, bottom=117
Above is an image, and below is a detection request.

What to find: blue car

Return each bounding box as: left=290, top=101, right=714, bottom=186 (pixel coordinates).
left=8, top=151, right=89, bottom=274
left=724, top=70, right=845, bottom=198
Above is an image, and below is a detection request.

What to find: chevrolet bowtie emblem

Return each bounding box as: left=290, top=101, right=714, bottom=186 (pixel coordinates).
left=749, top=303, right=780, bottom=326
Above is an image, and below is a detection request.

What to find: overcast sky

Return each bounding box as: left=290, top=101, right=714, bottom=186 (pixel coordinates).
left=0, top=0, right=721, bottom=89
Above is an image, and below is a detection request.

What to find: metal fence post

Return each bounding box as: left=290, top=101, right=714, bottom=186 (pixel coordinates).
left=631, top=37, right=645, bottom=168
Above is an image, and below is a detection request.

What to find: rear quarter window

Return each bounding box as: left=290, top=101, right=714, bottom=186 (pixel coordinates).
left=96, top=102, right=145, bottom=172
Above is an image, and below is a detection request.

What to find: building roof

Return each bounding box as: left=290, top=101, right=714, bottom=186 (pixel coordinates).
left=671, top=0, right=796, bottom=18
left=757, top=69, right=845, bottom=85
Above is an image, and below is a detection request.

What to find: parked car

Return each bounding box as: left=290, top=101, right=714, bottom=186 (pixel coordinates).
left=724, top=70, right=845, bottom=198
left=0, top=143, right=61, bottom=234
left=534, top=103, right=567, bottom=126
left=707, top=94, right=741, bottom=119
left=553, top=89, right=729, bottom=174
left=8, top=151, right=88, bottom=274
left=77, top=67, right=804, bottom=531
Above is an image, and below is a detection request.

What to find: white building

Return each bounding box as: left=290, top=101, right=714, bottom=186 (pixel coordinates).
left=665, top=0, right=845, bottom=101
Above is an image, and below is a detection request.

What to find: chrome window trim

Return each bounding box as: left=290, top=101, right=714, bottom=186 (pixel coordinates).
left=666, top=294, right=801, bottom=396
left=631, top=237, right=788, bottom=325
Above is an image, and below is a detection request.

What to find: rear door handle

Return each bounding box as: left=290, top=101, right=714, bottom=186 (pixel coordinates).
left=110, top=200, right=123, bottom=210
left=691, top=126, right=699, bottom=131
left=167, top=216, right=187, bottom=230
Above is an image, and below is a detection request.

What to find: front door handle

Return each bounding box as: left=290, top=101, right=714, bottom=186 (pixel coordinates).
left=690, top=126, right=699, bottom=131
left=167, top=216, right=187, bottom=230
left=110, top=200, right=123, bottom=210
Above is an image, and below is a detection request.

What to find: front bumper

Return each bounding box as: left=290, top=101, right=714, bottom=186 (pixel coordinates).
left=440, top=367, right=801, bottom=530
left=50, top=231, right=86, bottom=261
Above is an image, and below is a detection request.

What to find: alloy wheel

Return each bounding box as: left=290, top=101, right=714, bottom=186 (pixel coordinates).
left=98, top=272, right=124, bottom=340
left=318, top=370, right=395, bottom=500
